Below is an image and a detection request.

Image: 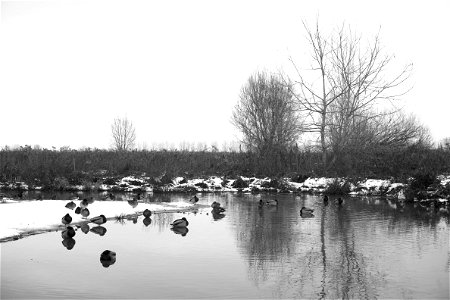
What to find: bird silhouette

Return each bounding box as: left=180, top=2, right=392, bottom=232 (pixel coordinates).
left=65, top=201, right=76, bottom=210
left=170, top=217, right=189, bottom=227
left=143, top=209, right=152, bottom=218
left=90, top=215, right=107, bottom=225
left=61, top=226, right=76, bottom=239
left=62, top=213, right=72, bottom=226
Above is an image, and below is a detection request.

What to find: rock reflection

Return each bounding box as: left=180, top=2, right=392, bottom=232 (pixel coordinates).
left=90, top=226, right=107, bottom=236
left=170, top=226, right=189, bottom=236
left=62, top=237, right=76, bottom=250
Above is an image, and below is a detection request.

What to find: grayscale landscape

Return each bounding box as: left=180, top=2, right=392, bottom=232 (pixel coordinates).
left=0, top=1, right=449, bottom=299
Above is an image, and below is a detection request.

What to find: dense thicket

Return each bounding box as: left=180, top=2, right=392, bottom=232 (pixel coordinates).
left=0, top=144, right=448, bottom=189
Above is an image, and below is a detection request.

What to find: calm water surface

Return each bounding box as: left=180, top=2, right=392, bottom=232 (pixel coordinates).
left=1, top=193, right=449, bottom=299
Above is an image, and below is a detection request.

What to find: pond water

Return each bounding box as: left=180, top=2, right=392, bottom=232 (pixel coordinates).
left=1, top=193, right=449, bottom=299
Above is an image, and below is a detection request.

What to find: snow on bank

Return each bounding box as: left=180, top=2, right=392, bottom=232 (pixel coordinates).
left=0, top=200, right=194, bottom=241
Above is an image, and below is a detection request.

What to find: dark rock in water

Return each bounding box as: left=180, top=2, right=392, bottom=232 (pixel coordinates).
left=232, top=177, right=248, bottom=188
left=90, top=226, right=107, bottom=236
left=62, top=238, right=76, bottom=250
left=100, top=250, right=116, bottom=268
left=143, top=217, right=152, bottom=227
left=75, top=207, right=81, bottom=214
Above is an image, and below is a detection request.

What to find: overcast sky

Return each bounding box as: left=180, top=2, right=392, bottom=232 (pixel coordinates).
left=0, top=0, right=449, bottom=150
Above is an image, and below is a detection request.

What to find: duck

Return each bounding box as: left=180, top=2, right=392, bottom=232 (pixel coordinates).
left=323, top=195, right=329, bottom=204
left=212, top=206, right=226, bottom=213
left=100, top=250, right=116, bottom=268
left=65, top=201, right=76, bottom=210
left=300, top=207, right=314, bottom=215
left=337, top=197, right=343, bottom=205
left=90, top=215, right=107, bottom=225
left=143, top=209, right=152, bottom=218
left=170, top=217, right=189, bottom=227
left=80, top=199, right=89, bottom=208
left=258, top=199, right=264, bottom=208
left=81, top=208, right=90, bottom=218
left=62, top=213, right=72, bottom=226
left=61, top=226, right=76, bottom=239
left=265, top=199, right=278, bottom=206
left=128, top=198, right=138, bottom=208
left=211, top=201, right=221, bottom=209
left=189, top=195, right=199, bottom=204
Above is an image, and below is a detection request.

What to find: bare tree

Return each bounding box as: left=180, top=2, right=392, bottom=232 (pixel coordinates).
left=232, top=71, right=302, bottom=173
left=111, top=117, right=136, bottom=151
left=288, top=21, right=412, bottom=170
left=232, top=71, right=301, bottom=153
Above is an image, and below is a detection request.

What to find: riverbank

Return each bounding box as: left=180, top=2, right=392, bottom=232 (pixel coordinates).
left=2, top=173, right=449, bottom=202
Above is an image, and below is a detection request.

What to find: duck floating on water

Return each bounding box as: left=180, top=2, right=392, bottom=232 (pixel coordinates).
left=143, top=209, right=152, bottom=218
left=323, top=195, right=329, bottom=204
left=65, top=201, right=76, bottom=210
left=62, top=213, right=72, bottom=226
left=300, top=207, right=314, bottom=216
left=81, top=208, right=90, bottom=218
left=190, top=195, right=199, bottom=204
left=100, top=250, right=116, bottom=268
left=80, top=199, right=89, bottom=208
left=61, top=226, right=76, bottom=239
left=90, top=215, right=107, bottom=225
left=170, top=217, right=189, bottom=228
left=128, top=199, right=138, bottom=208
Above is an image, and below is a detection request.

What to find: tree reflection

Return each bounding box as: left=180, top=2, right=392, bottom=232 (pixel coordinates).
left=230, top=194, right=448, bottom=298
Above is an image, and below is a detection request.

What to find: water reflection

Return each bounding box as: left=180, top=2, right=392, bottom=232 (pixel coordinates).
left=170, top=226, right=189, bottom=236
left=100, top=250, right=117, bottom=268
left=80, top=223, right=90, bottom=234
left=143, top=217, right=152, bottom=227
left=228, top=194, right=449, bottom=299
left=90, top=226, right=107, bottom=236
left=62, top=237, right=76, bottom=250
left=2, top=193, right=448, bottom=299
